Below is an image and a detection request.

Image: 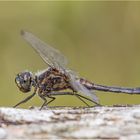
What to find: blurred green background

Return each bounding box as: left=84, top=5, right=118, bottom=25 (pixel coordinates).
left=0, top=1, right=140, bottom=108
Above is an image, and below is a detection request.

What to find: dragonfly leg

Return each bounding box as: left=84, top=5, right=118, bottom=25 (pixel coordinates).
left=39, top=96, right=47, bottom=110
left=75, top=93, right=101, bottom=106
left=39, top=95, right=56, bottom=110
left=47, top=92, right=90, bottom=107
left=74, top=93, right=90, bottom=107
left=47, top=91, right=101, bottom=106
left=13, top=92, right=36, bottom=108
left=46, top=96, right=56, bottom=106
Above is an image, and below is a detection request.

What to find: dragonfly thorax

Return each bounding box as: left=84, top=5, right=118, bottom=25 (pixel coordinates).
left=15, top=71, right=35, bottom=93
left=35, top=68, right=71, bottom=95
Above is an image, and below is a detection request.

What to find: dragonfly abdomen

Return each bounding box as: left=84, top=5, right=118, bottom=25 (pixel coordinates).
left=79, top=78, right=94, bottom=90
left=79, top=78, right=140, bottom=94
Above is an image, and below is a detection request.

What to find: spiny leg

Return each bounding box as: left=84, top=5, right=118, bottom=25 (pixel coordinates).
left=75, top=93, right=101, bottom=106
left=46, top=96, right=56, bottom=106
left=74, top=94, right=90, bottom=107
left=48, top=91, right=101, bottom=106
left=13, top=92, right=36, bottom=108
left=39, top=96, right=56, bottom=110
left=39, top=96, right=47, bottom=110
left=47, top=92, right=90, bottom=107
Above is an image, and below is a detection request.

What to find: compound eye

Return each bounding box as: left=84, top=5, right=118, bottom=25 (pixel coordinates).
left=15, top=72, right=32, bottom=93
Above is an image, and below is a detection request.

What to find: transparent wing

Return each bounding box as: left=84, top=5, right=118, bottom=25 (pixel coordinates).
left=68, top=71, right=99, bottom=104
left=21, top=30, right=67, bottom=72
left=21, top=30, right=99, bottom=103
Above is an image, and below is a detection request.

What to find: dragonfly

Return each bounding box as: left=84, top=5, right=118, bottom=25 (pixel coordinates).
left=14, top=30, right=140, bottom=110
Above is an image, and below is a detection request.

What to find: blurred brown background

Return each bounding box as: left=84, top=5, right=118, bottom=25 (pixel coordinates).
left=0, top=1, right=140, bottom=108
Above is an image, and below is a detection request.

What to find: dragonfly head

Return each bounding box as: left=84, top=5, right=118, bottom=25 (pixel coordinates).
left=15, top=71, right=33, bottom=93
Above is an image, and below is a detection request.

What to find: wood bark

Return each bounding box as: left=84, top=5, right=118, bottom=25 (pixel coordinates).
left=0, top=105, right=140, bottom=140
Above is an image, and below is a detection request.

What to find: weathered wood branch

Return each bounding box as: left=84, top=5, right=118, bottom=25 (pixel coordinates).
left=0, top=105, right=140, bottom=139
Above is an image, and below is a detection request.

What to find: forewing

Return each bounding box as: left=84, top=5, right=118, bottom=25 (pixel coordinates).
left=21, top=30, right=67, bottom=71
